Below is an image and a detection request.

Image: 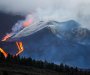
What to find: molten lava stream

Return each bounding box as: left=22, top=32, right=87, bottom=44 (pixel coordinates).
left=16, top=42, right=24, bottom=56
left=0, top=48, right=8, bottom=58
left=0, top=34, right=11, bottom=58
left=2, top=33, right=12, bottom=41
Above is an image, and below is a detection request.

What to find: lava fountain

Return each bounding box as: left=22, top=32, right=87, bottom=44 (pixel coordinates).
left=0, top=14, right=47, bottom=57
left=0, top=15, right=33, bottom=57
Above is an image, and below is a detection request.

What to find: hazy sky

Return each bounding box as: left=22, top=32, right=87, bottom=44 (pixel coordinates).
left=0, top=0, right=90, bottom=29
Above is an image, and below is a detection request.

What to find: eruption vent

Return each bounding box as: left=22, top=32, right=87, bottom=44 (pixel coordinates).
left=0, top=15, right=35, bottom=57
left=2, top=33, right=12, bottom=41
left=23, top=18, right=33, bottom=27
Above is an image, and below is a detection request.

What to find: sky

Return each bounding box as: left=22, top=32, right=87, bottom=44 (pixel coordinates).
left=0, top=0, right=90, bottom=29
left=0, top=12, right=24, bottom=39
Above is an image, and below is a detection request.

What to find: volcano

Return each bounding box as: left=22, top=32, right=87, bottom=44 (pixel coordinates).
left=18, top=20, right=90, bottom=69
left=1, top=19, right=90, bottom=68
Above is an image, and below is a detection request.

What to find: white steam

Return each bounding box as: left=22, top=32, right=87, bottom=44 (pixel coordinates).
left=0, top=0, right=90, bottom=29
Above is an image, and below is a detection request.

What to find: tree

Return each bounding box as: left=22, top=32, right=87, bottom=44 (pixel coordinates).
left=0, top=52, right=5, bottom=63
left=64, top=65, right=70, bottom=72
left=59, top=63, right=64, bottom=72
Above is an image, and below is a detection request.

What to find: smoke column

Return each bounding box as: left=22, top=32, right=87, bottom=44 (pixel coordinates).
left=2, top=14, right=36, bottom=41
left=1, top=15, right=35, bottom=56
left=0, top=0, right=90, bottom=29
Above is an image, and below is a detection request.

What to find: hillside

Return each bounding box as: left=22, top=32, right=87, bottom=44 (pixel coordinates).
left=0, top=63, right=59, bottom=75
left=0, top=53, right=90, bottom=75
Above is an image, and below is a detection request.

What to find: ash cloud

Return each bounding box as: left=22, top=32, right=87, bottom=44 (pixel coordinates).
left=0, top=0, right=90, bottom=29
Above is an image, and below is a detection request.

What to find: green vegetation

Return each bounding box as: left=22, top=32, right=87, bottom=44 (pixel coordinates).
left=0, top=53, right=90, bottom=75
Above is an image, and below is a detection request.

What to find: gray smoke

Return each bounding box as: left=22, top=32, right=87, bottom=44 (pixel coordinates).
left=0, top=0, right=90, bottom=29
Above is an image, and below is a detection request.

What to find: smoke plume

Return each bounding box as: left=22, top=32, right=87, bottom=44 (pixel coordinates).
left=0, top=0, right=90, bottom=29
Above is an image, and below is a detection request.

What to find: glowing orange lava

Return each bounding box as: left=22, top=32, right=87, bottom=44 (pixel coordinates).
left=16, top=42, right=24, bottom=56
left=0, top=41, right=24, bottom=58
left=1, top=35, right=24, bottom=57
left=0, top=48, right=8, bottom=58
left=2, top=33, right=12, bottom=41
left=0, top=18, right=30, bottom=57
left=23, top=18, right=33, bottom=27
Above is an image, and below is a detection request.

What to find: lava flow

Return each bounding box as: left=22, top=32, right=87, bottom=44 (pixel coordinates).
left=16, top=42, right=24, bottom=56
left=0, top=48, right=8, bottom=58
left=0, top=17, right=33, bottom=57
left=1, top=35, right=24, bottom=57
left=2, top=33, right=12, bottom=42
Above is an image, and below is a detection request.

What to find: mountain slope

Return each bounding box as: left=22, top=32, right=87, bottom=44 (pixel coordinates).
left=1, top=20, right=90, bottom=68
left=20, top=20, right=90, bottom=68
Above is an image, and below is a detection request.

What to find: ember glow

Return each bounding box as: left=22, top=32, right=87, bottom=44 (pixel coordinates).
left=0, top=15, right=34, bottom=57
left=0, top=48, right=8, bottom=58
left=2, top=33, right=12, bottom=41
left=23, top=18, right=33, bottom=27
left=0, top=41, right=24, bottom=57
left=1, top=33, right=24, bottom=57
left=16, top=42, right=24, bottom=56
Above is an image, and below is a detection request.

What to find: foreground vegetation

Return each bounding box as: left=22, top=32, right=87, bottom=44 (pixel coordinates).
left=0, top=53, right=90, bottom=75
